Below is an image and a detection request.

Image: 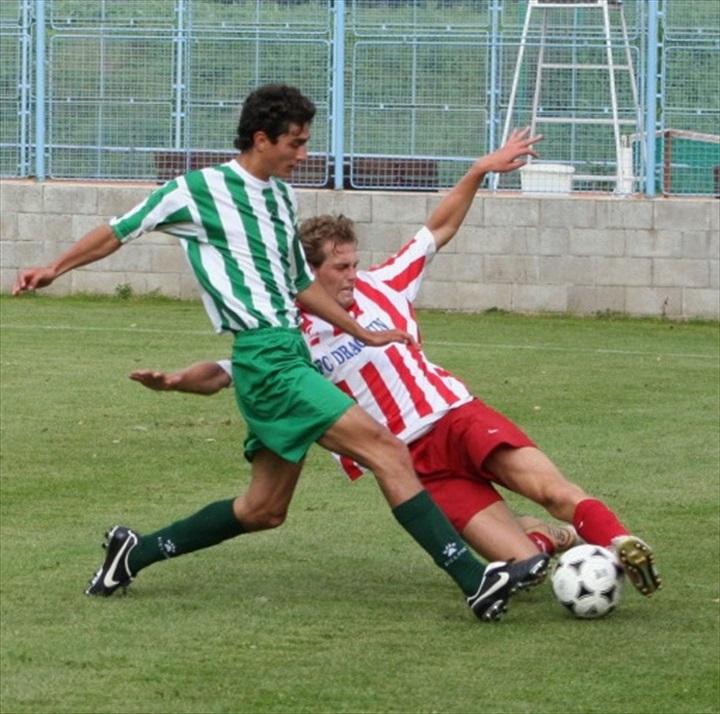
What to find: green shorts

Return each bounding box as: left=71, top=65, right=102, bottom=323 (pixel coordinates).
left=232, top=327, right=354, bottom=464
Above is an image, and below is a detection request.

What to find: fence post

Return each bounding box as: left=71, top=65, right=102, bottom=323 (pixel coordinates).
left=34, top=0, right=46, bottom=181
left=19, top=0, right=32, bottom=176
left=173, top=0, right=187, bottom=150
left=644, top=0, right=660, bottom=197
left=331, top=0, right=346, bottom=190
left=488, top=0, right=502, bottom=159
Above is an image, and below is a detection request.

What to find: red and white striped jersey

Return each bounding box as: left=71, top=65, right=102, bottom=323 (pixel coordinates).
left=299, top=226, right=473, bottom=479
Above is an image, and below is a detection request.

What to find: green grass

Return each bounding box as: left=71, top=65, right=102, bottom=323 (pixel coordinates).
left=1, top=295, right=718, bottom=714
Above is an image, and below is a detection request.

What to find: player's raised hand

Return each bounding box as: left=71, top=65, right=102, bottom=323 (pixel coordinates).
left=478, top=127, right=542, bottom=175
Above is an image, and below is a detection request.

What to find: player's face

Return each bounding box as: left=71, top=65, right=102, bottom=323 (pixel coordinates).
left=314, top=241, right=359, bottom=310
left=257, top=123, right=310, bottom=179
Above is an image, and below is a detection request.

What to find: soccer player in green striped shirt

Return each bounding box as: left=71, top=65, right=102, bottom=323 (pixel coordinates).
left=13, top=83, right=548, bottom=621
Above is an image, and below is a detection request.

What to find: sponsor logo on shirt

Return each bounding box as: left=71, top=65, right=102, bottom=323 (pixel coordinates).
left=313, top=317, right=390, bottom=375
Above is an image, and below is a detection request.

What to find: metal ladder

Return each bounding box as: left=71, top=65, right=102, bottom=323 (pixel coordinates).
left=498, top=0, right=642, bottom=193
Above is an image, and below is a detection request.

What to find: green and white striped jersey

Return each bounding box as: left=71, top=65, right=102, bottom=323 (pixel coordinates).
left=110, top=160, right=314, bottom=334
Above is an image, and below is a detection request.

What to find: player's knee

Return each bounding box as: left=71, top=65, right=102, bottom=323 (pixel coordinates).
left=542, top=483, right=588, bottom=520
left=365, top=429, right=412, bottom=471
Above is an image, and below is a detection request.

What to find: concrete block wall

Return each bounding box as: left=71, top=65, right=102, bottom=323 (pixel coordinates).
left=1, top=179, right=718, bottom=319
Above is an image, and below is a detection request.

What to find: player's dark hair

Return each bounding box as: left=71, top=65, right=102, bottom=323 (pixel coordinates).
left=234, top=84, right=316, bottom=151
left=299, top=214, right=358, bottom=267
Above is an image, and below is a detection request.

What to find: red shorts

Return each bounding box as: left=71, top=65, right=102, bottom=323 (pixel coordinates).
left=408, top=398, right=536, bottom=532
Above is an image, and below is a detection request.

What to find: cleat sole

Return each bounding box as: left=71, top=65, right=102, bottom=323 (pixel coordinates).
left=616, top=538, right=662, bottom=597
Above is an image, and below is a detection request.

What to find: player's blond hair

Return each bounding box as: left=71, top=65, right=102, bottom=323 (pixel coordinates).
left=299, top=214, right=358, bottom=267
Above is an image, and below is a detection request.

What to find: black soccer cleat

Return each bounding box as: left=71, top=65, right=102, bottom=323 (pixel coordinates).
left=507, top=552, right=551, bottom=592
left=85, top=525, right=140, bottom=597
left=467, top=553, right=551, bottom=622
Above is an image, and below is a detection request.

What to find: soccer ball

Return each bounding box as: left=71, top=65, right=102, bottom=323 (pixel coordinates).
left=551, top=544, right=625, bottom=619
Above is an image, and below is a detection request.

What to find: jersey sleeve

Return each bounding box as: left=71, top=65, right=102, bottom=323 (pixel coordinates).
left=110, top=180, right=193, bottom=243
left=367, top=226, right=437, bottom=302
left=217, top=359, right=232, bottom=381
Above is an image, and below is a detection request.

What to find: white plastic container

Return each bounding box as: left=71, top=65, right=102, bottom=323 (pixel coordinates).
left=520, top=163, right=575, bottom=195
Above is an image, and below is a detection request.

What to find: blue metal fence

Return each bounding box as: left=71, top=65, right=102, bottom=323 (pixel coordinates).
left=0, top=0, right=718, bottom=195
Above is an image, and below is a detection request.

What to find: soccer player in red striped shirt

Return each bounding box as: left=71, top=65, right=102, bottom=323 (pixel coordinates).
left=133, top=132, right=661, bottom=598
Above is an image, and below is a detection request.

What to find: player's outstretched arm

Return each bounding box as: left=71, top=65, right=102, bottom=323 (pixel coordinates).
left=130, top=362, right=231, bottom=396
left=12, top=224, right=122, bottom=295
left=426, top=127, right=542, bottom=250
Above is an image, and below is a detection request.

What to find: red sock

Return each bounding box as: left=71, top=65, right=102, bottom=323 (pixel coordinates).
left=526, top=531, right=554, bottom=556
left=573, top=498, right=629, bottom=547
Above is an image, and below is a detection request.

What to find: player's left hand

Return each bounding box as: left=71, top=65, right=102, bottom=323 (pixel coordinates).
left=479, top=126, right=542, bottom=175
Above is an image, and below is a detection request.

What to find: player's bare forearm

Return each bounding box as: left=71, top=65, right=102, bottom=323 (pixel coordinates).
left=12, top=224, right=122, bottom=295
left=296, top=281, right=416, bottom=347
left=130, top=362, right=230, bottom=396
left=427, top=128, right=542, bottom=250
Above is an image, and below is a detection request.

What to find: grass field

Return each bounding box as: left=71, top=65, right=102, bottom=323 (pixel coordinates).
left=1, top=294, right=718, bottom=714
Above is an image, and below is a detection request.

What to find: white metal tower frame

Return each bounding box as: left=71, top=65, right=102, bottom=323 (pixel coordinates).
left=496, top=0, right=643, bottom=193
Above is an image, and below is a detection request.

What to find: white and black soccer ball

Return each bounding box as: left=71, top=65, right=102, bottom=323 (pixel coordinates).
left=551, top=544, right=625, bottom=619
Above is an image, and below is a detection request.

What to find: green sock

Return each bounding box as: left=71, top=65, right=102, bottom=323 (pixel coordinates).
left=392, top=490, right=486, bottom=598
left=128, top=499, right=246, bottom=574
